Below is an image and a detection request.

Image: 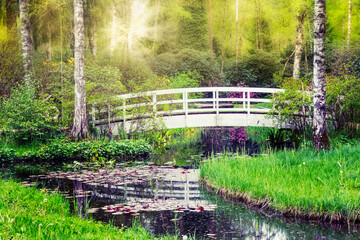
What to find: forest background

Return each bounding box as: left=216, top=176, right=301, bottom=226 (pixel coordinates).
left=0, top=0, right=359, bottom=133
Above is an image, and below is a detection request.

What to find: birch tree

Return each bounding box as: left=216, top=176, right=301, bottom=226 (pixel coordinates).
left=71, top=0, right=88, bottom=138
left=19, top=0, right=33, bottom=88
left=313, top=0, right=330, bottom=150
left=293, top=8, right=307, bottom=80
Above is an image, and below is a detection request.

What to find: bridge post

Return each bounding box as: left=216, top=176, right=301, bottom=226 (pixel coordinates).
left=91, top=104, right=96, bottom=129
left=183, top=90, right=188, bottom=127
left=216, top=90, right=219, bottom=116
left=122, top=99, right=126, bottom=128
left=247, top=90, right=251, bottom=126
left=107, top=101, right=111, bottom=128
left=212, top=90, right=216, bottom=111
left=153, top=94, right=157, bottom=118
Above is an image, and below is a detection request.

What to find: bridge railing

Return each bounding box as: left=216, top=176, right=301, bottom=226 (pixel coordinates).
left=90, top=87, right=285, bottom=126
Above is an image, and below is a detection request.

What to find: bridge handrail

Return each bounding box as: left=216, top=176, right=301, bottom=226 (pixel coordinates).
left=112, top=87, right=284, bottom=99
left=90, top=87, right=286, bottom=125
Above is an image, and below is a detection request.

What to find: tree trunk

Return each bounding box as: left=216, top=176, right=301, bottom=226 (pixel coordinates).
left=110, top=0, right=117, bottom=57
left=313, top=0, right=330, bottom=150
left=255, top=0, right=262, bottom=50
left=19, top=0, right=33, bottom=88
left=71, top=0, right=88, bottom=139
left=221, top=0, right=226, bottom=74
left=153, top=0, right=160, bottom=51
left=88, top=27, right=97, bottom=56
left=235, top=0, right=239, bottom=66
left=347, top=0, right=352, bottom=45
left=45, top=22, right=52, bottom=62
left=207, top=0, right=213, bottom=52
left=87, top=0, right=97, bottom=56
left=293, top=10, right=306, bottom=80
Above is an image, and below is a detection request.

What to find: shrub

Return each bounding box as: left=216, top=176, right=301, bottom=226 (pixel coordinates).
left=229, top=127, right=248, bottom=145
left=168, top=71, right=201, bottom=89
left=0, top=147, right=15, bottom=163
left=224, top=51, right=281, bottom=87
left=268, top=77, right=313, bottom=132
left=149, top=49, right=220, bottom=86
left=36, top=140, right=152, bottom=162
left=326, top=70, right=360, bottom=128
left=14, top=164, right=43, bottom=178
left=0, top=85, right=60, bottom=144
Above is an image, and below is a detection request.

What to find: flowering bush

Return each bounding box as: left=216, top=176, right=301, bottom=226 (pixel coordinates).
left=227, top=82, right=256, bottom=99
left=229, top=127, right=248, bottom=144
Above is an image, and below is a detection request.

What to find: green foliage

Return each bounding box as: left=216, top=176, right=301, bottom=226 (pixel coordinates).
left=0, top=85, right=60, bottom=144
left=0, top=179, right=173, bottom=239
left=147, top=130, right=172, bottom=154
left=177, top=0, right=208, bottom=50
left=37, top=56, right=127, bottom=126
left=266, top=128, right=286, bottom=150
left=268, top=77, right=313, bottom=131
left=14, top=164, right=43, bottom=178
left=150, top=49, right=220, bottom=86
left=0, top=139, right=152, bottom=164
left=326, top=71, right=360, bottom=128
left=63, top=158, right=116, bottom=172
left=0, top=27, right=24, bottom=96
left=0, top=147, right=15, bottom=163
left=201, top=143, right=360, bottom=222
left=168, top=71, right=201, bottom=89
left=111, top=55, right=167, bottom=93
left=224, top=51, right=281, bottom=87
left=36, top=140, right=152, bottom=161
left=244, top=15, right=273, bottom=52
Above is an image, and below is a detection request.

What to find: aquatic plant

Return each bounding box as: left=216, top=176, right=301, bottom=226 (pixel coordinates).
left=200, top=143, right=360, bottom=223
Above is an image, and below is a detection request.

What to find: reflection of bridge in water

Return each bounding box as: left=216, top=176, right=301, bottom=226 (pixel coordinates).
left=91, top=87, right=286, bottom=134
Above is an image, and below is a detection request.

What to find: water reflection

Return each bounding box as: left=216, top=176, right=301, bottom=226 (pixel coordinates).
left=30, top=166, right=360, bottom=240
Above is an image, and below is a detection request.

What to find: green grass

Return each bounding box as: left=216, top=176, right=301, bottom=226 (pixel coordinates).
left=0, top=178, right=177, bottom=239
left=200, top=144, right=360, bottom=222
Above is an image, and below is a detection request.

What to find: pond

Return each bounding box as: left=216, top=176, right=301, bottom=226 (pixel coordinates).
left=28, top=164, right=360, bottom=240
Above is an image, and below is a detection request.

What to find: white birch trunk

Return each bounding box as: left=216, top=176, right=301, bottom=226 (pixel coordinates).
left=347, top=0, right=352, bottom=45
left=313, top=0, right=330, bottom=150
left=293, top=10, right=306, bottom=80
left=71, top=0, right=88, bottom=138
left=19, top=0, right=33, bottom=88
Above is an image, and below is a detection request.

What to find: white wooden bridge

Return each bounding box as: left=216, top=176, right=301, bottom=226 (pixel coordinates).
left=90, top=87, right=286, bottom=134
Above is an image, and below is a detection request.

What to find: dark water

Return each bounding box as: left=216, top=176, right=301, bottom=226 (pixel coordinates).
left=29, top=165, right=360, bottom=240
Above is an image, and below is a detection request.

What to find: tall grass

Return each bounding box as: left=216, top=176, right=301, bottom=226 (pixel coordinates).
left=200, top=144, right=360, bottom=222
left=0, top=178, right=177, bottom=239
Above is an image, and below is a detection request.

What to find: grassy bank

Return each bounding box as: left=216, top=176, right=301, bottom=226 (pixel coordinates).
left=200, top=144, right=360, bottom=223
left=0, top=178, right=174, bottom=239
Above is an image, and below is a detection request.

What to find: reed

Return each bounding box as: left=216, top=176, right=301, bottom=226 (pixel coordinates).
left=200, top=143, right=360, bottom=223
left=0, top=178, right=179, bottom=239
